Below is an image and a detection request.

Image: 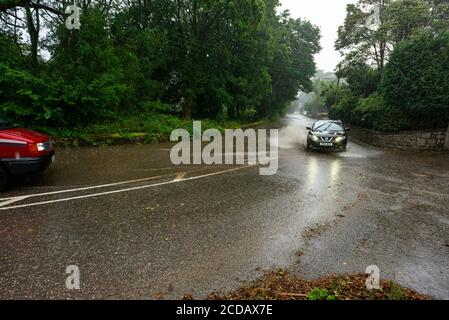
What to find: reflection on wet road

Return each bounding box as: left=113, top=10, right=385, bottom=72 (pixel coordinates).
left=0, top=114, right=448, bottom=299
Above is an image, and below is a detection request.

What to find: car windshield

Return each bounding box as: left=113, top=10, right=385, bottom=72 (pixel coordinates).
left=313, top=122, right=343, bottom=132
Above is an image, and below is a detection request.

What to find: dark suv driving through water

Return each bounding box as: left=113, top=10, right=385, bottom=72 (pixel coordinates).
left=306, top=120, right=349, bottom=152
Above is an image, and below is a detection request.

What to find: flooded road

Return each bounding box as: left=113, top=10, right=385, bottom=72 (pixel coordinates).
left=1, top=115, right=448, bottom=299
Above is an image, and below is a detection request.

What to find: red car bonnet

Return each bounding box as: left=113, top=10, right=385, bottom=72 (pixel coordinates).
left=0, top=128, right=49, bottom=144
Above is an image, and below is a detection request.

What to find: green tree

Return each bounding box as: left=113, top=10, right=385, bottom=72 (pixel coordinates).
left=48, top=6, right=130, bottom=125
left=336, top=0, right=431, bottom=72
left=430, top=0, right=449, bottom=33
left=1, top=0, right=322, bottom=131
left=260, top=0, right=321, bottom=118
left=382, top=32, right=449, bottom=130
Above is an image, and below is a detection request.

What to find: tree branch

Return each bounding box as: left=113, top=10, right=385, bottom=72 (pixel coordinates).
left=0, top=0, right=62, bottom=16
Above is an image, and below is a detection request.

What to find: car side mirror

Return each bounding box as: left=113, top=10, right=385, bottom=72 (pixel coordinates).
left=345, top=127, right=350, bottom=132
left=306, top=127, right=312, bottom=130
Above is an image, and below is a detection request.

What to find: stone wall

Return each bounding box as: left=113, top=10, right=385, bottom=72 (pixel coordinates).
left=349, top=126, right=448, bottom=151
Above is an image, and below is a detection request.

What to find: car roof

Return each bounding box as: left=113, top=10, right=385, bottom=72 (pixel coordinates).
left=313, top=120, right=342, bottom=125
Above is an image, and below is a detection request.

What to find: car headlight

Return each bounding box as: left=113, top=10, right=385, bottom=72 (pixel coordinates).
left=335, top=136, right=346, bottom=143
left=29, top=142, right=49, bottom=152
left=310, top=134, right=320, bottom=142
left=36, top=142, right=45, bottom=151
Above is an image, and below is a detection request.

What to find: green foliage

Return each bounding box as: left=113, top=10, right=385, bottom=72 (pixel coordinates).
left=0, top=33, right=22, bottom=67
left=342, top=64, right=381, bottom=98
left=352, top=92, right=408, bottom=131
left=388, top=282, right=405, bottom=300
left=260, top=7, right=321, bottom=118
left=327, top=63, right=382, bottom=125
left=302, top=79, right=331, bottom=115
left=430, top=0, right=449, bottom=34
left=384, top=0, right=431, bottom=43
left=50, top=8, right=121, bottom=83
left=79, top=112, right=188, bottom=137
left=240, top=109, right=257, bottom=124
left=328, top=85, right=358, bottom=123
left=0, top=0, right=321, bottom=135
left=336, top=0, right=433, bottom=72
left=322, top=85, right=339, bottom=109
left=382, top=32, right=449, bottom=130
left=0, top=63, right=56, bottom=123
left=352, top=92, right=385, bottom=128
left=332, top=0, right=449, bottom=132
left=140, top=101, right=175, bottom=115
left=328, top=105, right=344, bottom=121
left=306, top=288, right=337, bottom=301
left=38, top=112, right=244, bottom=146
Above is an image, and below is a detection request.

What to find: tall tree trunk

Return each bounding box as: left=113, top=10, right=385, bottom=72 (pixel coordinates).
left=183, top=92, right=191, bottom=119
left=229, top=105, right=235, bottom=119
left=24, top=0, right=39, bottom=65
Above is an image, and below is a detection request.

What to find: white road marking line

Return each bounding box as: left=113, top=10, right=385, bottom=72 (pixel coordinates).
left=0, top=175, right=164, bottom=201
left=0, top=165, right=256, bottom=210
left=0, top=168, right=207, bottom=202
left=0, top=196, right=30, bottom=208
left=173, top=172, right=187, bottom=182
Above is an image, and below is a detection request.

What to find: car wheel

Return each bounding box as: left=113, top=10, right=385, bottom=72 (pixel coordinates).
left=0, top=167, right=9, bottom=191
left=305, top=142, right=310, bottom=151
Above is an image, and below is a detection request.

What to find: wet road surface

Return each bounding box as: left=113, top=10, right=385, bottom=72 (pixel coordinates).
left=1, top=115, right=448, bottom=299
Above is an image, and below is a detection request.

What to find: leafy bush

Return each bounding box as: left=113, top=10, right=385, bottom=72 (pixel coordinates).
left=382, top=32, right=449, bottom=130
left=328, top=105, right=344, bottom=120
left=352, top=92, right=408, bottom=131
left=240, top=109, right=257, bottom=123
left=388, top=282, right=405, bottom=300
left=352, top=92, right=385, bottom=126
left=0, top=63, right=132, bottom=127
left=343, top=63, right=382, bottom=98
left=306, top=288, right=336, bottom=301
left=140, top=101, right=177, bottom=115
left=328, top=86, right=359, bottom=123
left=0, top=34, right=23, bottom=67
left=0, top=63, right=58, bottom=124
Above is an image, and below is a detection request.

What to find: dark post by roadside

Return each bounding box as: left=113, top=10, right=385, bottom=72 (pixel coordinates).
left=445, top=124, right=449, bottom=150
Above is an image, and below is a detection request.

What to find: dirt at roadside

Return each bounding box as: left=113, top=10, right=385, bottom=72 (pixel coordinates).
left=184, top=271, right=429, bottom=300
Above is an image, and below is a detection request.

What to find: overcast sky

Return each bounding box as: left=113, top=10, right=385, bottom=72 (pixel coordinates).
left=279, top=0, right=357, bottom=73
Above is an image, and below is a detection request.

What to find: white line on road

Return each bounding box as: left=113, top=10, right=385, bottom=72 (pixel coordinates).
left=173, top=172, right=187, bottom=182
left=0, top=165, right=256, bottom=210
left=0, top=167, right=211, bottom=202
left=0, top=196, right=30, bottom=208
left=0, top=174, right=167, bottom=202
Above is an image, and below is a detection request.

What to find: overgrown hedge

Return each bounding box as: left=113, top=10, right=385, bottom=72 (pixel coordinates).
left=330, top=32, right=449, bottom=132
left=382, top=32, right=449, bottom=130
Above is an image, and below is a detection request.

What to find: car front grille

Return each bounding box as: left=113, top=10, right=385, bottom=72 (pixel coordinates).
left=320, top=136, right=334, bottom=142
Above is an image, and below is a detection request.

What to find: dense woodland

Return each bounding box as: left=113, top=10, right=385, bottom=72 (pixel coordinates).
left=0, top=0, right=321, bottom=137
left=1, top=0, right=448, bottom=137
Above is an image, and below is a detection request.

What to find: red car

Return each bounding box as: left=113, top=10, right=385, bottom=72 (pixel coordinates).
left=0, top=120, right=55, bottom=189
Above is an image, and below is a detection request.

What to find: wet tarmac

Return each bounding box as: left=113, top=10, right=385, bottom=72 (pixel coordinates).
left=0, top=115, right=448, bottom=299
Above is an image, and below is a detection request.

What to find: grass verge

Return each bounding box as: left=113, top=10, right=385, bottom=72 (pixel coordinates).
left=35, top=113, right=268, bottom=148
